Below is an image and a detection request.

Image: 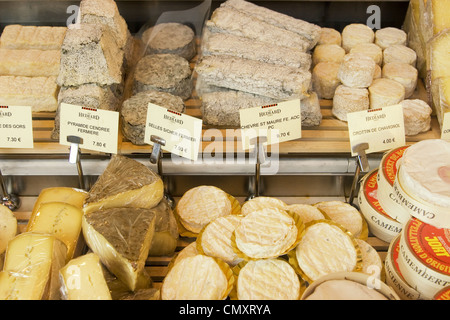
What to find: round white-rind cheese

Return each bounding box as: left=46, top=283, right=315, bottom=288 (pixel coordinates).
left=236, top=258, right=301, bottom=300
left=368, top=78, right=405, bottom=109
left=176, top=185, right=232, bottom=234
left=383, top=44, right=417, bottom=67
left=312, top=61, right=341, bottom=99
left=287, top=203, right=325, bottom=224
left=350, top=42, right=383, bottom=66
left=240, top=196, right=287, bottom=216
left=304, top=279, right=388, bottom=300
left=375, top=27, right=407, bottom=50
left=341, top=23, right=375, bottom=52
left=312, top=44, right=346, bottom=66
left=234, top=207, right=297, bottom=259
left=338, top=52, right=376, bottom=88
left=332, top=85, right=369, bottom=121
left=382, top=62, right=418, bottom=98
left=400, top=99, right=432, bottom=136
left=295, top=221, right=358, bottom=282
left=318, top=27, right=342, bottom=46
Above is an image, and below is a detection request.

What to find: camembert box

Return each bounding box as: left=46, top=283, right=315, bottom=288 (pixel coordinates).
left=377, top=146, right=410, bottom=225
left=358, top=169, right=403, bottom=243
left=397, top=218, right=450, bottom=300
left=384, top=235, right=422, bottom=300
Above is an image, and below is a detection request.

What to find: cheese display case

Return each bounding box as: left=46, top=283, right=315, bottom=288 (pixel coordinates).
left=0, top=0, right=449, bottom=301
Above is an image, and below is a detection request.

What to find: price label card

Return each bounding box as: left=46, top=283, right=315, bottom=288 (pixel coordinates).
left=0, top=105, right=34, bottom=148
left=239, top=99, right=302, bottom=150
left=59, top=103, right=119, bottom=154
left=442, top=112, right=450, bottom=141
left=347, top=105, right=406, bottom=156
left=144, top=103, right=203, bottom=161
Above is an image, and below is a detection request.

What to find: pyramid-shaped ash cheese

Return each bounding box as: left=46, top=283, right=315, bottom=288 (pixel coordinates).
left=84, top=155, right=164, bottom=214
left=82, top=207, right=156, bottom=291
left=57, top=23, right=124, bottom=87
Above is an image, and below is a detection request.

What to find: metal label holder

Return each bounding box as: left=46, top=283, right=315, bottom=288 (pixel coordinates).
left=150, top=135, right=174, bottom=209
left=0, top=168, right=20, bottom=211
left=67, top=135, right=86, bottom=190
left=347, top=142, right=370, bottom=206
left=246, top=136, right=268, bottom=201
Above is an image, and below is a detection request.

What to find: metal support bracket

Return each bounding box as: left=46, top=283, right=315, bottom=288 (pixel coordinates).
left=347, top=142, right=370, bottom=207
left=0, top=168, right=20, bottom=211
left=246, top=136, right=268, bottom=201
left=67, top=135, right=86, bottom=190
left=150, top=135, right=174, bottom=209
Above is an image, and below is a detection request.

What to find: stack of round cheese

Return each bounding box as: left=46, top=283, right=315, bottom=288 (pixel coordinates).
left=166, top=191, right=387, bottom=300
left=385, top=139, right=450, bottom=300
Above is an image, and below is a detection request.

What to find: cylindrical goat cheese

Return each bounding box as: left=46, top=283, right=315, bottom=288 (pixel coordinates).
left=368, top=78, right=405, bottom=109
left=375, top=27, right=407, bottom=50
left=338, top=52, right=376, bottom=88
left=312, top=61, right=341, bottom=99
left=341, top=23, right=375, bottom=52
left=382, top=62, right=418, bottom=98
left=332, top=85, right=369, bottom=121
left=400, top=99, right=432, bottom=136
left=312, top=44, right=345, bottom=65
left=383, top=44, right=417, bottom=67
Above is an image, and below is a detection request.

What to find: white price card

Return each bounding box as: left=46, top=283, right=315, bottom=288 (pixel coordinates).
left=59, top=103, right=119, bottom=154
left=0, top=105, right=34, bottom=148
left=144, top=103, right=203, bottom=161
left=347, top=104, right=406, bottom=156
left=239, top=99, right=302, bottom=150
left=441, top=112, right=450, bottom=141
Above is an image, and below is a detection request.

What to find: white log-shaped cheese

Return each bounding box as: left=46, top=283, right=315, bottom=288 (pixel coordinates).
left=26, top=202, right=84, bottom=262
left=338, top=53, right=376, bottom=88
left=332, top=85, right=369, bottom=121
left=312, top=61, right=341, bottom=99
left=368, top=78, right=405, bottom=109
left=383, top=44, right=417, bottom=67
left=82, top=207, right=156, bottom=291
left=382, top=62, right=418, bottom=98
left=0, top=233, right=67, bottom=300
left=0, top=205, right=17, bottom=255
left=59, top=253, right=112, bottom=300
left=83, top=155, right=164, bottom=214
left=375, top=27, right=407, bottom=50
left=400, top=99, right=432, bottom=136
left=312, top=44, right=345, bottom=66
left=341, top=23, right=375, bottom=52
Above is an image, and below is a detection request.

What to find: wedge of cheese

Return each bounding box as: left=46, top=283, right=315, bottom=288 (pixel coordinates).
left=431, top=76, right=450, bottom=127
left=427, top=29, right=450, bottom=82
left=82, top=207, right=156, bottom=291
left=425, top=0, right=450, bottom=37
left=83, top=155, right=164, bottom=214
left=0, top=49, right=60, bottom=77
left=0, top=232, right=67, bottom=300
left=148, top=199, right=179, bottom=257
left=0, top=205, right=17, bottom=255
left=59, top=253, right=112, bottom=300
left=28, top=187, right=88, bottom=227
left=26, top=202, right=84, bottom=262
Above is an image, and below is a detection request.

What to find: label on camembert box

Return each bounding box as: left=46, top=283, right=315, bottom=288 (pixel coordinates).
left=358, top=169, right=403, bottom=243
left=377, top=146, right=410, bottom=225
left=398, top=218, right=450, bottom=299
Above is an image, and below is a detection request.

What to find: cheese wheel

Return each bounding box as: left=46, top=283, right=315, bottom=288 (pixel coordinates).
left=287, top=203, right=325, bottom=224
left=176, top=186, right=232, bottom=234
left=400, top=99, right=432, bottom=136
left=313, top=201, right=364, bottom=238
left=332, top=85, right=369, bottom=121
left=312, top=44, right=345, bottom=65
left=0, top=205, right=17, bottom=255
left=341, top=23, right=375, bottom=52
left=373, top=64, right=381, bottom=79
left=383, top=44, right=417, bottom=67
left=375, top=27, right=407, bottom=50
left=295, top=221, right=359, bottom=282
left=198, top=215, right=244, bottom=266
left=382, top=62, right=418, bottom=98
left=161, top=255, right=231, bottom=300
left=173, top=242, right=199, bottom=266
left=368, top=78, right=405, bottom=109
left=350, top=42, right=383, bottom=65
left=234, top=207, right=298, bottom=259
left=355, top=239, right=383, bottom=276
left=240, top=196, right=287, bottom=216
left=236, top=258, right=301, bottom=300
left=318, top=27, right=342, bottom=46
left=312, top=61, right=341, bottom=99
left=338, top=53, right=376, bottom=88
left=304, top=279, right=388, bottom=300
